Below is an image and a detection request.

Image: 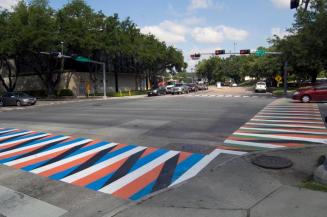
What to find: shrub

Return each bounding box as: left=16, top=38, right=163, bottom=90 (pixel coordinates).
left=58, top=89, right=74, bottom=97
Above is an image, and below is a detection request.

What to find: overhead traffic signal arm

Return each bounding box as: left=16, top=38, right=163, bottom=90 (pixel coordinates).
left=215, top=50, right=225, bottom=55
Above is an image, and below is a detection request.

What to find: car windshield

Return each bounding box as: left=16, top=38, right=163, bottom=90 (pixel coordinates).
left=257, top=82, right=266, bottom=85
left=18, top=92, right=30, bottom=97
left=175, top=84, right=183, bottom=87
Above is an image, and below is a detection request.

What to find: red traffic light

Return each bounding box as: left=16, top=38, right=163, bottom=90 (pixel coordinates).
left=190, top=53, right=201, bottom=60
left=215, top=50, right=225, bottom=55
left=240, top=49, right=251, bottom=55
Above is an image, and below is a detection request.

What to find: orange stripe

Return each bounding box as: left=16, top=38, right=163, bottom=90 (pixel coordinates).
left=113, top=163, right=165, bottom=199
left=140, top=147, right=157, bottom=158
left=0, top=146, right=44, bottom=160
left=72, top=158, right=129, bottom=186
left=177, top=152, right=192, bottom=164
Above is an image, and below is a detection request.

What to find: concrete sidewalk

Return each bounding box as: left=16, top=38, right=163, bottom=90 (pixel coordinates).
left=111, top=146, right=327, bottom=217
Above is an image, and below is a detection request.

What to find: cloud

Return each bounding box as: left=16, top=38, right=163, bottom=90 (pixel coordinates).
left=141, top=20, right=187, bottom=45
left=182, top=16, right=206, bottom=26
left=191, top=25, right=249, bottom=44
left=271, top=27, right=290, bottom=38
left=270, top=0, right=289, bottom=9
left=188, top=0, right=211, bottom=11
left=0, top=0, right=18, bottom=10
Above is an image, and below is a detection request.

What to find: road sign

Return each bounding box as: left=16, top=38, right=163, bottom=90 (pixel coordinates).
left=255, top=50, right=266, bottom=57
left=275, top=75, right=282, bottom=82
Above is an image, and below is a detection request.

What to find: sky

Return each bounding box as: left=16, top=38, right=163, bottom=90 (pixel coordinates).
left=0, top=0, right=296, bottom=69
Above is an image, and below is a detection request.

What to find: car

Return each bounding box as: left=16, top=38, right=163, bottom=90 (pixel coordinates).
left=197, top=83, right=208, bottom=90
left=186, top=83, right=198, bottom=92
left=172, top=83, right=189, bottom=94
left=1, top=92, right=37, bottom=106
left=292, top=84, right=327, bottom=103
left=165, top=84, right=175, bottom=94
left=255, top=82, right=267, bottom=93
left=231, top=83, right=238, bottom=87
left=147, top=87, right=166, bottom=97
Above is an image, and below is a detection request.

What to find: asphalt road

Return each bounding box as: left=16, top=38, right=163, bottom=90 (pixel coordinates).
left=0, top=95, right=274, bottom=154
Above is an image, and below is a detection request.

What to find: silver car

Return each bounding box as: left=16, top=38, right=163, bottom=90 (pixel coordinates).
left=172, top=84, right=189, bottom=94
left=1, top=92, right=37, bottom=106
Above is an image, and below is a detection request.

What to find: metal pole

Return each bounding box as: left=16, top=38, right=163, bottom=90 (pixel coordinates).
left=284, top=61, right=288, bottom=96
left=103, top=62, right=107, bottom=99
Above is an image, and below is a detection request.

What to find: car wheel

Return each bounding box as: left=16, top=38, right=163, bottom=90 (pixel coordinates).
left=301, top=95, right=311, bottom=103
left=16, top=101, right=22, bottom=106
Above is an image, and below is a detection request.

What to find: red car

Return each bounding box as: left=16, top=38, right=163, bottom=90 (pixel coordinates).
left=292, top=84, right=327, bottom=103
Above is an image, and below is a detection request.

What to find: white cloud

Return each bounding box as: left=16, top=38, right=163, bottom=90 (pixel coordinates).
left=188, top=0, right=211, bottom=11
left=270, top=0, right=289, bottom=9
left=0, top=0, right=18, bottom=10
left=141, top=20, right=187, bottom=45
left=271, top=27, right=290, bottom=38
left=191, top=25, right=249, bottom=44
left=182, top=16, right=205, bottom=26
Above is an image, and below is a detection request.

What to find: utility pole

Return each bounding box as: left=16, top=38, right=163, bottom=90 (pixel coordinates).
left=284, top=62, right=288, bottom=96
left=60, top=41, right=65, bottom=76
left=103, top=62, right=107, bottom=99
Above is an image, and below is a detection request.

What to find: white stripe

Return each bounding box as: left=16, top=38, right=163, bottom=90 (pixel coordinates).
left=0, top=131, right=34, bottom=140
left=259, top=112, right=321, bottom=117
left=0, top=129, right=18, bottom=134
left=31, top=142, right=117, bottom=174
left=214, top=149, right=247, bottom=156
left=251, top=119, right=324, bottom=124
left=261, top=110, right=320, bottom=114
left=169, top=149, right=221, bottom=187
left=99, top=150, right=179, bottom=194
left=224, top=139, right=284, bottom=149
left=240, top=127, right=327, bottom=135
left=255, top=115, right=322, bottom=120
left=234, top=132, right=327, bottom=144
left=0, top=136, right=70, bottom=157
left=61, top=146, right=147, bottom=184
left=5, top=139, right=93, bottom=166
left=0, top=133, right=50, bottom=148
left=246, top=122, right=326, bottom=129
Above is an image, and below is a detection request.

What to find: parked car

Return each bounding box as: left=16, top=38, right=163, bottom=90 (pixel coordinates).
left=198, top=83, right=208, bottom=90
left=1, top=92, right=37, bottom=106
left=292, top=84, right=327, bottom=103
left=165, top=84, right=175, bottom=94
left=231, top=83, right=238, bottom=87
left=186, top=83, right=198, bottom=92
left=255, top=82, right=267, bottom=93
left=148, top=87, right=166, bottom=97
left=172, top=83, right=189, bottom=94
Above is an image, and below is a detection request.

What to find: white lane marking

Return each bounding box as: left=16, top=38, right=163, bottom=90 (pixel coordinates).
left=5, top=139, right=93, bottom=166
left=240, top=127, right=327, bottom=135
left=251, top=119, right=324, bottom=124
left=224, top=139, right=285, bottom=149
left=31, top=142, right=117, bottom=174
left=61, top=146, right=147, bottom=184
left=246, top=122, right=326, bottom=129
left=99, top=150, right=179, bottom=194
left=0, top=129, right=18, bottom=134
left=169, top=148, right=247, bottom=187
left=261, top=110, right=321, bottom=114
left=0, top=133, right=50, bottom=148
left=0, top=131, right=34, bottom=140
left=255, top=115, right=322, bottom=120
left=233, top=132, right=327, bottom=144
left=0, top=136, right=70, bottom=157
left=258, top=112, right=321, bottom=117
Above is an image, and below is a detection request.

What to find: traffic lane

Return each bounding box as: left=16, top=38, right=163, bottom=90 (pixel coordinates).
left=0, top=96, right=274, bottom=153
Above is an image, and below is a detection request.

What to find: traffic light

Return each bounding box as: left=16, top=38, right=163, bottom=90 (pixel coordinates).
left=240, top=49, right=251, bottom=55
left=290, top=0, right=300, bottom=9
left=215, top=50, right=225, bottom=55
left=190, top=53, right=201, bottom=60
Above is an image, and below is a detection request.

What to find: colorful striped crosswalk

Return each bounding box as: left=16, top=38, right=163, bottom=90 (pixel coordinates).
left=0, top=127, right=244, bottom=201
left=223, top=99, right=327, bottom=152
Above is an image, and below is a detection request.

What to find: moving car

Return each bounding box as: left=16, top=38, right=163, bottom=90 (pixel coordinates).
left=255, top=82, right=267, bottom=93
left=147, top=87, right=166, bottom=97
left=172, top=83, right=189, bottom=94
left=1, top=92, right=37, bottom=106
left=292, top=84, right=327, bottom=103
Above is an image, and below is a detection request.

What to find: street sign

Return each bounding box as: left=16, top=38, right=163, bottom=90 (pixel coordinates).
left=73, top=56, right=92, bottom=63
left=275, top=75, right=282, bottom=82
left=255, top=50, right=266, bottom=57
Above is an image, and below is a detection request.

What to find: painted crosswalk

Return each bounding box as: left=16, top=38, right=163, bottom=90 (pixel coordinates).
left=0, top=128, right=244, bottom=201
left=222, top=99, right=327, bottom=152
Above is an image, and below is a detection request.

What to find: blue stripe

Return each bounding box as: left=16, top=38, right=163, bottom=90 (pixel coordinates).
left=0, top=132, right=47, bottom=145
left=86, top=173, right=115, bottom=190
left=170, top=154, right=204, bottom=183
left=22, top=160, right=49, bottom=171
left=35, top=138, right=87, bottom=153
left=0, top=130, right=29, bottom=138
left=50, top=166, right=79, bottom=180
left=0, top=128, right=14, bottom=134
left=129, top=181, right=156, bottom=201
left=128, top=149, right=168, bottom=173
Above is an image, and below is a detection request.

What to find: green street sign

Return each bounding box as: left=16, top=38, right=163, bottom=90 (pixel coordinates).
left=255, top=50, right=266, bottom=57
left=74, top=56, right=92, bottom=63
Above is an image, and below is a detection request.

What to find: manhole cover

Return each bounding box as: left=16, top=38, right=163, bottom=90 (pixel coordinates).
left=252, top=155, right=293, bottom=169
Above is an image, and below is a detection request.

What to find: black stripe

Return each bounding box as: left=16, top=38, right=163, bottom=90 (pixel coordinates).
left=101, top=149, right=145, bottom=188
left=36, top=141, right=91, bottom=168
left=64, top=145, right=116, bottom=177
left=0, top=137, right=48, bottom=153
left=151, top=154, right=179, bottom=192
left=13, top=138, right=69, bottom=160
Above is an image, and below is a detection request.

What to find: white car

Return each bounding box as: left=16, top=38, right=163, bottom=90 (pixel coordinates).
left=255, top=82, right=267, bottom=93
